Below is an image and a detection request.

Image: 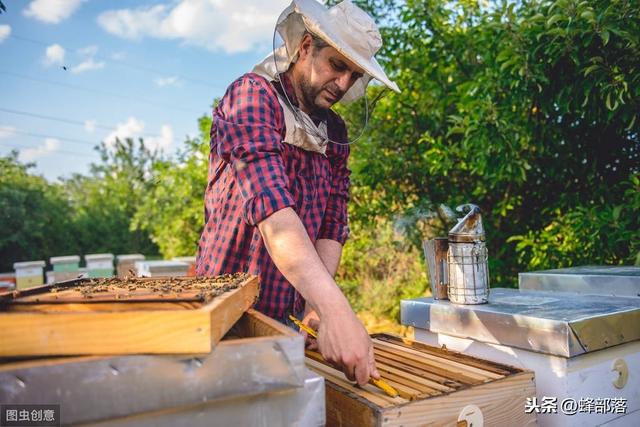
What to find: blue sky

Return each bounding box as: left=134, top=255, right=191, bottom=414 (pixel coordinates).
left=0, top=0, right=291, bottom=181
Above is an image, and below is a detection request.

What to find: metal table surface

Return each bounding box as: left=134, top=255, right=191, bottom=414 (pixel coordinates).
left=401, top=288, right=640, bottom=358
left=519, top=266, right=640, bottom=297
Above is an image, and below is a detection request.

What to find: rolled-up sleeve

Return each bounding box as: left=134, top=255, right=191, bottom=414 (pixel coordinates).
left=318, top=139, right=351, bottom=245
left=214, top=74, right=295, bottom=226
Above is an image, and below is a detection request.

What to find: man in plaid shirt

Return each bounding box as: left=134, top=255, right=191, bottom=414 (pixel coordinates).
left=196, top=0, right=399, bottom=386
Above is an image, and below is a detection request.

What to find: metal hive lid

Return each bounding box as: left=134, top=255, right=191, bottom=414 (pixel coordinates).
left=519, top=266, right=640, bottom=298
left=401, top=288, right=640, bottom=357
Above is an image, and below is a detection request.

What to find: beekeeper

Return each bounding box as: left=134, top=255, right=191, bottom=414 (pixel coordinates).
left=196, top=0, right=400, bottom=386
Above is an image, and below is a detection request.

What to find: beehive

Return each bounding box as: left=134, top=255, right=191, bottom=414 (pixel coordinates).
left=0, top=273, right=259, bottom=357
left=307, top=334, right=537, bottom=427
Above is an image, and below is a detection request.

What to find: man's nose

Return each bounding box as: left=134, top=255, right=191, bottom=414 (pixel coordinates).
left=334, top=72, right=352, bottom=92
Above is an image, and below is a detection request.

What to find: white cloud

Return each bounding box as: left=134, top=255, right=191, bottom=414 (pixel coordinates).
left=19, top=138, right=60, bottom=162
left=84, top=119, right=96, bottom=133
left=104, top=117, right=173, bottom=151
left=44, top=43, right=65, bottom=66
left=146, top=125, right=173, bottom=151
left=97, top=0, right=291, bottom=53
left=24, top=0, right=86, bottom=24
left=70, top=58, right=105, bottom=74
left=104, top=117, right=145, bottom=148
left=0, top=25, right=11, bottom=43
left=0, top=125, right=17, bottom=139
left=154, top=76, right=181, bottom=87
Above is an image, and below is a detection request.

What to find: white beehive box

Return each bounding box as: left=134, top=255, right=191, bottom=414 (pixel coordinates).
left=13, top=261, right=45, bottom=289
left=134, top=260, right=189, bottom=277
left=116, top=254, right=145, bottom=278
left=85, top=253, right=114, bottom=278
left=402, top=287, right=640, bottom=427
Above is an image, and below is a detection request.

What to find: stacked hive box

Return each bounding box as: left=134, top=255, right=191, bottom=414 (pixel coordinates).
left=13, top=261, right=45, bottom=289
left=402, top=274, right=640, bottom=427
left=0, top=275, right=325, bottom=426
left=116, top=254, right=145, bottom=278
left=135, top=260, right=189, bottom=277
left=172, top=256, right=197, bottom=276
left=50, top=255, right=81, bottom=283
left=0, top=272, right=16, bottom=292
left=85, top=253, right=114, bottom=278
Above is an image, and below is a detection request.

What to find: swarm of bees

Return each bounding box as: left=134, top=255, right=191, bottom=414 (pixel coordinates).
left=49, top=272, right=249, bottom=302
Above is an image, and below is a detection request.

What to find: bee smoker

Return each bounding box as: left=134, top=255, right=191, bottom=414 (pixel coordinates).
left=423, top=204, right=490, bottom=304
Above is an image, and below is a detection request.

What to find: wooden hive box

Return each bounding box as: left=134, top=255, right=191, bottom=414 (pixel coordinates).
left=306, top=334, right=537, bottom=427
left=0, top=309, right=325, bottom=426
left=0, top=273, right=259, bottom=356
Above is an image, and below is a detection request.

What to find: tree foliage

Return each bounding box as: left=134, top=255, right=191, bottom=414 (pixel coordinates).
left=0, top=152, right=76, bottom=271
left=132, top=116, right=212, bottom=257
left=63, top=139, right=161, bottom=257
left=338, top=0, right=639, bottom=287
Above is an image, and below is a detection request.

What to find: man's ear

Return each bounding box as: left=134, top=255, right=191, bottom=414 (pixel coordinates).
left=298, top=33, right=314, bottom=60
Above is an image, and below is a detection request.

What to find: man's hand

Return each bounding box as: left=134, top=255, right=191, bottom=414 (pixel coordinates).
left=301, top=305, right=320, bottom=350
left=301, top=303, right=378, bottom=385
left=317, top=307, right=380, bottom=386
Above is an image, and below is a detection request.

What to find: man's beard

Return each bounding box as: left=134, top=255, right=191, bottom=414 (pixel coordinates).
left=299, top=74, right=344, bottom=112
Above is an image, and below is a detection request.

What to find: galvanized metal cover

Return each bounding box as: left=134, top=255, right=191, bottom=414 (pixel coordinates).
left=519, top=266, right=640, bottom=297
left=401, top=288, right=640, bottom=358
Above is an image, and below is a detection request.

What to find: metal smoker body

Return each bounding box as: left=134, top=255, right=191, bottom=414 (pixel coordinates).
left=423, top=204, right=490, bottom=303
left=447, top=205, right=489, bottom=304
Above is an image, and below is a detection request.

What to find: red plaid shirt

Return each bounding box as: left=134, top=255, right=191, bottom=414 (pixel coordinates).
left=195, top=72, right=350, bottom=321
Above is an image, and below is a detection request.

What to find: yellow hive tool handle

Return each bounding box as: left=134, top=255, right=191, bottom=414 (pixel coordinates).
left=288, top=315, right=399, bottom=398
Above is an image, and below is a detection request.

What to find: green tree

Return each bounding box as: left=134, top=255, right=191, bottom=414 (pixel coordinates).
left=0, top=152, right=77, bottom=271
left=64, top=139, right=161, bottom=256
left=133, top=115, right=211, bottom=257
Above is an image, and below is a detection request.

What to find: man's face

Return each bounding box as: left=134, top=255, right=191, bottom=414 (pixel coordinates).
left=295, top=36, right=364, bottom=112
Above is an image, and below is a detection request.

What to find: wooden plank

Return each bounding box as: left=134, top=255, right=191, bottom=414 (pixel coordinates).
left=305, top=350, right=421, bottom=400
left=12, top=288, right=205, bottom=304
left=373, top=345, right=490, bottom=384
left=373, top=348, right=481, bottom=386
left=373, top=339, right=502, bottom=381
left=379, top=372, right=537, bottom=427
left=0, top=276, right=259, bottom=356
left=309, top=348, right=460, bottom=394
left=374, top=366, right=439, bottom=396
left=374, top=334, right=516, bottom=376
left=0, top=309, right=211, bottom=356
left=206, top=277, right=259, bottom=346
left=233, top=308, right=297, bottom=338
left=372, top=375, right=426, bottom=400
left=373, top=349, right=469, bottom=386
left=5, top=301, right=200, bottom=313
left=305, top=358, right=402, bottom=408
left=374, top=360, right=452, bottom=394
left=324, top=382, right=379, bottom=427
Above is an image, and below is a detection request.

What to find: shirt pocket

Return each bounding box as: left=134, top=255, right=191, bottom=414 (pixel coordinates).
left=292, top=170, right=316, bottom=218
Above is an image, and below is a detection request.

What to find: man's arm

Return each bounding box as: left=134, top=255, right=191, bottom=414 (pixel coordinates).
left=301, top=238, right=343, bottom=349
left=258, top=207, right=378, bottom=386
left=315, top=239, right=343, bottom=277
